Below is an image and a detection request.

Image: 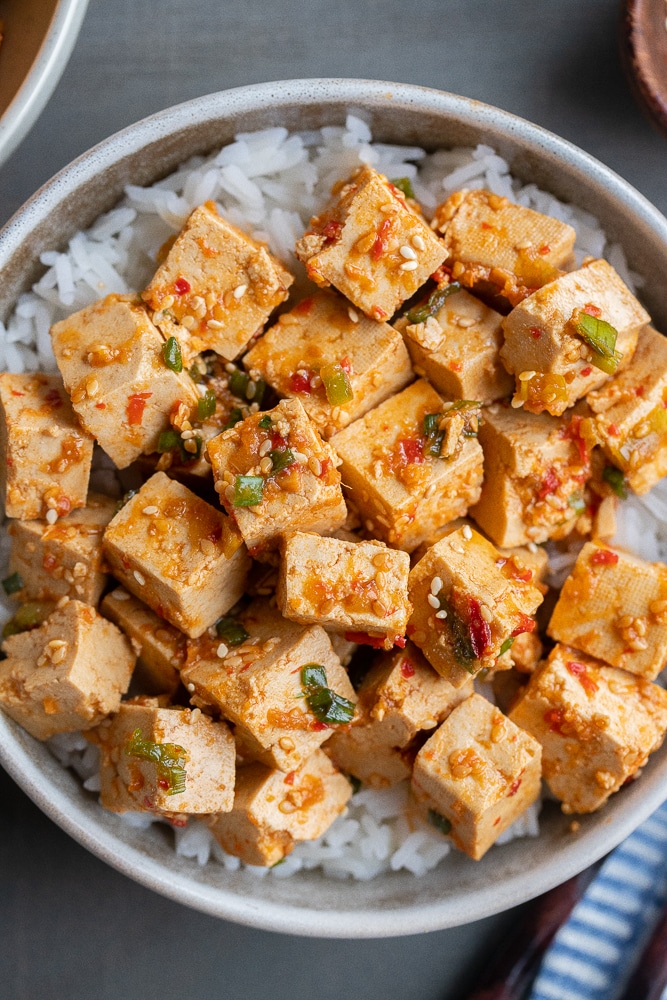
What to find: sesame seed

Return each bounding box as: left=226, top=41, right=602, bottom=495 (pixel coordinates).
left=412, top=234, right=426, bottom=251
left=233, top=284, right=248, bottom=299
left=430, top=576, right=442, bottom=595
left=142, top=505, right=159, bottom=516
left=400, top=245, right=417, bottom=260
left=260, top=456, right=273, bottom=475
left=162, top=295, right=175, bottom=308
left=380, top=202, right=398, bottom=213
left=200, top=538, right=215, bottom=557
left=187, top=683, right=195, bottom=693
left=216, top=642, right=229, bottom=658
left=111, top=590, right=129, bottom=601
left=308, top=455, right=322, bottom=476
left=133, top=571, right=146, bottom=586
left=246, top=381, right=257, bottom=400
left=479, top=605, right=493, bottom=623
left=399, top=260, right=419, bottom=271
left=293, top=451, right=307, bottom=464
left=45, top=509, right=58, bottom=525
left=348, top=307, right=359, bottom=323
left=528, top=542, right=538, bottom=553
left=462, top=524, right=473, bottom=541
left=56, top=596, right=70, bottom=608
left=225, top=363, right=236, bottom=374
left=207, top=319, right=224, bottom=330
left=515, top=240, right=532, bottom=251
left=457, top=317, right=476, bottom=329
left=181, top=315, right=195, bottom=329
left=427, top=593, right=440, bottom=609
left=511, top=397, right=525, bottom=409
left=259, top=439, right=272, bottom=457
left=518, top=370, right=537, bottom=382
left=435, top=610, right=448, bottom=620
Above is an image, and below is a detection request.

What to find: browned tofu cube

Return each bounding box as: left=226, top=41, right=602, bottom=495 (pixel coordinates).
left=243, top=289, right=413, bottom=437
left=277, top=531, right=411, bottom=649
left=331, top=379, right=484, bottom=552
left=142, top=203, right=293, bottom=361
left=548, top=542, right=667, bottom=680
left=103, top=472, right=250, bottom=638
left=412, top=693, right=542, bottom=859
left=325, top=643, right=471, bottom=787
left=181, top=598, right=357, bottom=772
left=97, top=699, right=235, bottom=815
left=7, top=493, right=116, bottom=605
left=408, top=526, right=543, bottom=688
left=584, top=326, right=667, bottom=495
left=207, top=397, right=347, bottom=556
left=50, top=294, right=200, bottom=469
left=205, top=749, right=352, bottom=866
left=500, top=259, right=649, bottom=415
left=509, top=643, right=667, bottom=813
left=396, top=288, right=513, bottom=404
left=101, top=587, right=186, bottom=696
left=432, top=189, right=576, bottom=305
left=295, top=165, right=446, bottom=322
left=470, top=404, right=591, bottom=547
left=0, top=600, right=135, bottom=740
left=0, top=372, right=93, bottom=520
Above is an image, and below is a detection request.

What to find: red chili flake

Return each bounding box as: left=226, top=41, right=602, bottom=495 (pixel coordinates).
left=174, top=277, right=191, bottom=296
left=56, top=496, right=71, bottom=517
left=121, top=557, right=131, bottom=571
left=634, top=386, right=645, bottom=397
left=155, top=604, right=166, bottom=619
left=537, top=466, right=560, bottom=500
left=127, top=391, right=152, bottom=426
left=468, top=598, right=491, bottom=658
left=583, top=303, right=601, bottom=317
left=158, top=778, right=170, bottom=791
left=581, top=366, right=593, bottom=377
left=321, top=220, right=342, bottom=246
left=293, top=297, right=314, bottom=315
left=538, top=245, right=551, bottom=255
left=590, top=548, right=619, bottom=566
left=43, top=554, right=57, bottom=572
left=560, top=414, right=589, bottom=466
left=10, top=390, right=25, bottom=397
left=44, top=388, right=63, bottom=408
left=508, top=778, right=522, bottom=797
left=493, top=816, right=502, bottom=826
left=566, top=659, right=599, bottom=695
left=400, top=658, right=415, bottom=678
left=142, top=796, right=154, bottom=810
left=395, top=636, right=407, bottom=648
left=481, top=221, right=493, bottom=230
left=344, top=631, right=386, bottom=649
left=514, top=567, right=533, bottom=583
left=284, top=771, right=296, bottom=786
left=311, top=721, right=329, bottom=732
left=95, top=402, right=106, bottom=410
left=544, top=707, right=566, bottom=734
left=167, top=816, right=188, bottom=828
left=289, top=372, right=312, bottom=394
left=318, top=458, right=332, bottom=478
left=406, top=623, right=416, bottom=636
left=398, top=437, right=424, bottom=465
left=530, top=327, right=542, bottom=340
left=339, top=356, right=352, bottom=374
left=271, top=433, right=287, bottom=449
left=371, top=218, right=392, bottom=261
left=430, top=265, right=451, bottom=283
left=511, top=614, right=536, bottom=637
left=448, top=361, right=463, bottom=372
left=607, top=423, right=620, bottom=437
left=207, top=525, right=222, bottom=543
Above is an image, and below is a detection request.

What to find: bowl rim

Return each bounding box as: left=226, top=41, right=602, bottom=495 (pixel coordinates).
left=2, top=78, right=667, bottom=937
left=0, top=0, right=90, bottom=168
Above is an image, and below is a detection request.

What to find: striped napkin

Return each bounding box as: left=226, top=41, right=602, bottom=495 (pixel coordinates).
left=528, top=800, right=667, bottom=1000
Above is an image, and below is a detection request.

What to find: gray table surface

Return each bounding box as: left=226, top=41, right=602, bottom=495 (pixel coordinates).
left=1, top=2, right=665, bottom=998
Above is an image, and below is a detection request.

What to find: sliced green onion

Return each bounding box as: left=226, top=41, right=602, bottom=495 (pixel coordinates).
left=321, top=362, right=353, bottom=406
left=300, top=663, right=355, bottom=725
left=224, top=407, right=244, bottom=430
left=197, top=387, right=217, bottom=420
left=229, top=368, right=266, bottom=406
left=301, top=664, right=328, bottom=689
left=391, top=177, right=415, bottom=199
left=3, top=601, right=55, bottom=639
left=603, top=465, right=628, bottom=499
left=574, top=314, right=622, bottom=375
left=2, top=572, right=23, bottom=596
left=405, top=281, right=461, bottom=325
left=188, top=363, right=204, bottom=384
left=258, top=415, right=272, bottom=429
left=567, top=492, right=586, bottom=514
left=233, top=475, right=264, bottom=507
left=157, top=430, right=181, bottom=454
left=215, top=616, right=250, bottom=647
left=439, top=594, right=476, bottom=672
left=428, top=809, right=452, bottom=835
left=499, top=636, right=515, bottom=657
left=125, top=728, right=187, bottom=796
left=114, top=489, right=138, bottom=514
left=162, top=336, right=183, bottom=373
left=270, top=448, right=295, bottom=474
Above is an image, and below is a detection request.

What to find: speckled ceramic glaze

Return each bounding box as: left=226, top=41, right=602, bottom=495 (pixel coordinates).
left=1, top=80, right=667, bottom=938
left=0, top=0, right=89, bottom=167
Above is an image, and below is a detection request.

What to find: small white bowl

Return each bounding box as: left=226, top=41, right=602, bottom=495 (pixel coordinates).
left=0, top=0, right=89, bottom=167
left=1, top=79, right=667, bottom=938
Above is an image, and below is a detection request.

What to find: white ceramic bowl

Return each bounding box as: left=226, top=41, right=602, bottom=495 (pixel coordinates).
left=0, top=0, right=89, bottom=167
left=1, top=79, right=667, bottom=938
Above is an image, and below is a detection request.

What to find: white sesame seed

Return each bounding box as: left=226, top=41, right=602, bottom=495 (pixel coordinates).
left=162, top=295, right=175, bottom=309
left=197, top=383, right=209, bottom=397
left=293, top=451, right=308, bottom=464
left=528, top=542, right=538, bottom=553
left=259, top=439, right=272, bottom=457
left=430, top=576, right=443, bottom=595
left=246, top=381, right=257, bottom=400
left=207, top=319, right=224, bottom=330
left=45, top=509, right=58, bottom=525
left=400, top=245, right=417, bottom=260
left=111, top=590, right=130, bottom=601
left=308, top=455, right=322, bottom=476
left=216, top=642, right=229, bottom=658
left=427, top=593, right=440, bottom=609
left=260, top=456, right=273, bottom=475
left=142, top=505, right=159, bottom=516
left=225, top=363, right=236, bottom=374
left=515, top=240, right=533, bottom=251
left=479, top=604, right=493, bottom=623
left=180, top=429, right=194, bottom=440
left=348, top=307, right=359, bottom=323
left=233, top=284, right=248, bottom=299
left=412, top=234, right=426, bottom=251
left=133, top=571, right=146, bottom=586
left=435, top=610, right=448, bottom=619
left=187, top=683, right=195, bottom=693
left=518, top=370, right=537, bottom=382
left=399, top=260, right=419, bottom=271
left=511, top=397, right=525, bottom=409
left=462, top=524, right=473, bottom=541
left=180, top=315, right=196, bottom=330
left=457, top=317, right=476, bottom=329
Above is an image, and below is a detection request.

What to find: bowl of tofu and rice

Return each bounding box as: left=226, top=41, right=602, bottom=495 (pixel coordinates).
left=2, top=79, right=667, bottom=937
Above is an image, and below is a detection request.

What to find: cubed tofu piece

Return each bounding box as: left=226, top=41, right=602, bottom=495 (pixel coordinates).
left=331, top=379, right=484, bottom=552
left=7, top=493, right=116, bottom=604
left=0, top=372, right=93, bottom=520
left=277, top=531, right=411, bottom=648
left=181, top=599, right=357, bottom=772
left=500, top=259, right=649, bottom=415
left=50, top=294, right=200, bottom=469
left=584, top=326, right=667, bottom=494
left=396, top=288, right=513, bottom=404
left=548, top=541, right=667, bottom=680
left=103, top=472, right=250, bottom=638
left=408, top=527, right=543, bottom=688
left=97, top=699, right=235, bottom=815
left=470, top=404, right=591, bottom=547
left=412, top=693, right=542, bottom=859
left=207, top=397, right=346, bottom=556
left=0, top=600, right=134, bottom=741
left=243, top=289, right=413, bottom=437
left=101, top=587, right=186, bottom=696
left=509, top=643, right=667, bottom=813
left=432, top=189, right=576, bottom=305
left=205, top=749, right=352, bottom=866
left=295, top=165, right=446, bottom=321
left=142, top=203, right=293, bottom=361
left=325, top=643, right=471, bottom=787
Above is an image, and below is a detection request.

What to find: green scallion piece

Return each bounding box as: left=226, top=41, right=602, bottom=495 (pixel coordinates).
left=574, top=313, right=622, bottom=375
left=3, top=601, right=55, bottom=639
left=258, top=415, right=273, bottom=430
left=228, top=369, right=250, bottom=398
left=603, top=465, right=628, bottom=500
left=391, top=176, right=415, bottom=200
left=567, top=492, right=586, bottom=514
left=405, top=281, right=461, bottom=325
left=224, top=408, right=244, bottom=430
left=321, top=362, right=353, bottom=407
left=270, top=448, right=295, bottom=475
left=188, top=363, right=204, bottom=383
left=300, top=663, right=355, bottom=725
left=2, top=572, right=23, bottom=596
left=428, top=809, right=452, bottom=836
left=114, top=489, right=138, bottom=514
left=233, top=475, right=264, bottom=507
left=439, top=594, right=476, bottom=671
left=499, top=636, right=515, bottom=657
left=162, top=336, right=183, bottom=373
left=125, top=728, right=187, bottom=796
left=215, top=616, right=250, bottom=647
left=197, top=387, right=217, bottom=420
left=157, top=430, right=181, bottom=454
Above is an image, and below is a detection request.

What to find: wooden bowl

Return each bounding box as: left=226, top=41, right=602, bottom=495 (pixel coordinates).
left=619, top=0, right=667, bottom=136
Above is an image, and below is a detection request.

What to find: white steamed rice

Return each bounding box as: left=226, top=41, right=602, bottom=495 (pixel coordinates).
left=0, top=114, right=663, bottom=880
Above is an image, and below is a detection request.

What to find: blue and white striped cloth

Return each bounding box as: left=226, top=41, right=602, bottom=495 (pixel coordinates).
left=529, top=800, right=667, bottom=1000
